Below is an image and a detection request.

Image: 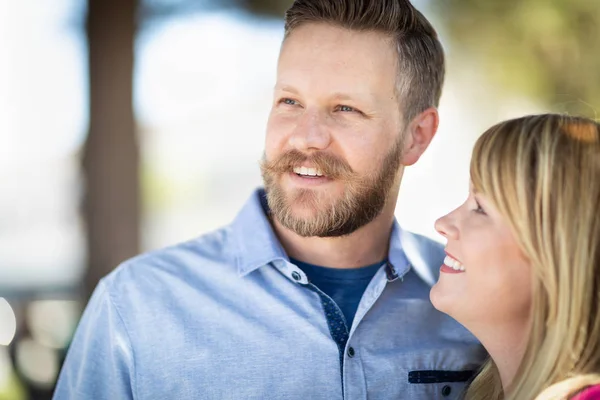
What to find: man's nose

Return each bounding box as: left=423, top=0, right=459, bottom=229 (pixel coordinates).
left=288, top=109, right=331, bottom=151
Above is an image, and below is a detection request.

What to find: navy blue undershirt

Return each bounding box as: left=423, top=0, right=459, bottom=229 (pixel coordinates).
left=290, top=258, right=386, bottom=329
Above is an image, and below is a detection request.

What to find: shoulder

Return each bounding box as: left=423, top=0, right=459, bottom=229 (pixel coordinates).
left=400, top=229, right=445, bottom=286
left=103, top=225, right=237, bottom=306
left=402, top=230, right=445, bottom=258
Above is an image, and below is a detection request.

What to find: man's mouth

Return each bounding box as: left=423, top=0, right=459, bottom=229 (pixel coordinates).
left=292, top=166, right=325, bottom=177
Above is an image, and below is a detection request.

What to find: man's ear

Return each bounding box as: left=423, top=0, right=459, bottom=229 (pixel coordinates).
left=402, top=107, right=439, bottom=166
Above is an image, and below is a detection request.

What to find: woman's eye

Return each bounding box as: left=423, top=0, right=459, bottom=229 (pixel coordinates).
left=473, top=200, right=487, bottom=215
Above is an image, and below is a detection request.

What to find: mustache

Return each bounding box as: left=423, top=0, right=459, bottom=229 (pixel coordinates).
left=261, top=150, right=354, bottom=179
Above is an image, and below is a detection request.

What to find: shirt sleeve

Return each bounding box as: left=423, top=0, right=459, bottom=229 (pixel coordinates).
left=53, top=279, right=136, bottom=399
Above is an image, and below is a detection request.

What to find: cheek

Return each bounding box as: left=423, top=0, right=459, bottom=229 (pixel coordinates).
left=265, top=113, right=289, bottom=155
left=338, top=132, right=394, bottom=174
left=464, top=234, right=532, bottom=319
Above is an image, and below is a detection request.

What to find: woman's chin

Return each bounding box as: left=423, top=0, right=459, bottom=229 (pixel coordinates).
left=429, top=281, right=457, bottom=317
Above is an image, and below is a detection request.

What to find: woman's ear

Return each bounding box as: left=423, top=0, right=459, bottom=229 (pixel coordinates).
left=402, top=107, right=439, bottom=166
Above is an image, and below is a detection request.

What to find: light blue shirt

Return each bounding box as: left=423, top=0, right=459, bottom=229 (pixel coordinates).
left=54, top=189, right=486, bottom=400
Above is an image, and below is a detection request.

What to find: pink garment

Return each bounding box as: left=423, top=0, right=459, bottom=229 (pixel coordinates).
left=571, top=385, right=600, bottom=400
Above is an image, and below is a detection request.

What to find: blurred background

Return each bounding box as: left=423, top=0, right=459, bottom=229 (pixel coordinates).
left=0, top=0, right=598, bottom=398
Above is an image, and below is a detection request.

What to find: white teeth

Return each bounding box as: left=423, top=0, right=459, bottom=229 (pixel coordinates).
left=444, top=255, right=465, bottom=271
left=293, top=166, right=324, bottom=177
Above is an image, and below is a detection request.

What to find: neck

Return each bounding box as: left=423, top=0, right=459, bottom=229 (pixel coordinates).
left=468, top=318, right=530, bottom=393
left=272, top=192, right=399, bottom=269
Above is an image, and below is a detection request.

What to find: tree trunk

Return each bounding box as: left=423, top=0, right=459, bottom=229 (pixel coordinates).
left=83, top=0, right=139, bottom=299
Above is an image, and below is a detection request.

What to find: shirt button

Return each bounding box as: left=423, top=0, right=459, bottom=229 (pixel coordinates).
left=442, top=385, right=452, bottom=397
left=347, top=347, right=355, bottom=358
left=291, top=271, right=302, bottom=281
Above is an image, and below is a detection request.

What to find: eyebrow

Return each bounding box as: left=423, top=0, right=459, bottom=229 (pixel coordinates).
left=274, top=84, right=374, bottom=103
left=331, top=92, right=361, bottom=102
left=274, top=84, right=299, bottom=94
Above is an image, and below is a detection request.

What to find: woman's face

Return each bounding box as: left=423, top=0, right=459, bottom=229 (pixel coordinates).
left=430, top=185, right=532, bottom=332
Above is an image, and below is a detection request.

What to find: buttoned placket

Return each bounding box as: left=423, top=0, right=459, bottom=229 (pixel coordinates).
left=275, top=261, right=350, bottom=367
left=273, top=260, right=408, bottom=400
left=342, top=262, right=409, bottom=400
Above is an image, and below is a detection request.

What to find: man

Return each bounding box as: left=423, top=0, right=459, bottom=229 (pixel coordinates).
left=54, top=1, right=485, bottom=399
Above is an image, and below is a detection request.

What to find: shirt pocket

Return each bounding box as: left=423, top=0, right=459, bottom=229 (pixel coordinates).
left=404, top=369, right=475, bottom=400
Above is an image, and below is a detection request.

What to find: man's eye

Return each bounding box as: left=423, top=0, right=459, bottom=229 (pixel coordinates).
left=281, top=98, right=297, bottom=106
left=338, top=105, right=355, bottom=112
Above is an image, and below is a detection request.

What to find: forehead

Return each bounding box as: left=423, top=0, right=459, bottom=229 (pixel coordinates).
left=277, top=23, right=398, bottom=100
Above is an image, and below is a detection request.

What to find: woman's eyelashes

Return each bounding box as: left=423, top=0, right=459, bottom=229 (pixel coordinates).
left=472, top=198, right=487, bottom=215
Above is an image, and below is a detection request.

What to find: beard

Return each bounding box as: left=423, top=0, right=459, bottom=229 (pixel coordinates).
left=260, top=135, right=404, bottom=237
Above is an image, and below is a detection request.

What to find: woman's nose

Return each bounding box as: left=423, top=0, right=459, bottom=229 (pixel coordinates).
left=435, top=212, right=459, bottom=240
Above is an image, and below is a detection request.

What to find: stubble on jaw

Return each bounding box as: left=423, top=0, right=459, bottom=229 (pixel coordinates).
left=260, top=133, right=404, bottom=237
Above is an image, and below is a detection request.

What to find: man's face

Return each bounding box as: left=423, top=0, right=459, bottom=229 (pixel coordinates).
left=261, top=23, right=405, bottom=237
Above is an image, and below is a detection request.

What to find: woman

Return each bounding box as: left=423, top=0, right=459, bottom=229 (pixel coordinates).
left=430, top=114, right=600, bottom=400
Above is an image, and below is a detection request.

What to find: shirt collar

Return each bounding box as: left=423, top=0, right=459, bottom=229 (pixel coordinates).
left=232, top=189, right=288, bottom=276
left=231, top=188, right=414, bottom=279
left=386, top=221, right=411, bottom=281
left=397, top=227, right=441, bottom=286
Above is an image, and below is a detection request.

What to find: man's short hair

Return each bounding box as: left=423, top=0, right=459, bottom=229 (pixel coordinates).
left=284, top=0, right=445, bottom=123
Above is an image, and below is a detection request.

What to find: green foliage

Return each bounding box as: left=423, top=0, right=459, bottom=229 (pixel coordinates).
left=0, top=371, right=25, bottom=400
left=433, top=0, right=600, bottom=117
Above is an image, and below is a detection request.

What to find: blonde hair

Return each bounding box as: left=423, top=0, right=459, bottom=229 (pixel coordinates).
left=465, top=114, right=600, bottom=400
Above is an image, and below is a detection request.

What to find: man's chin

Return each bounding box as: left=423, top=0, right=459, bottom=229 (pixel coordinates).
left=283, top=202, right=323, bottom=221
left=270, top=202, right=325, bottom=234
